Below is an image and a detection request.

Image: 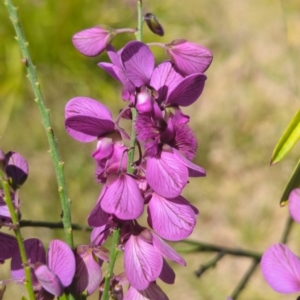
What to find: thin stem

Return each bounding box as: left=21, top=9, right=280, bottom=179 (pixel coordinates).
left=195, top=252, right=225, bottom=277
left=180, top=239, right=262, bottom=261
left=3, top=0, right=73, bottom=249
left=135, top=0, right=143, bottom=42
left=0, top=172, right=35, bottom=300
left=101, top=227, right=121, bottom=300
left=20, top=219, right=92, bottom=231
left=230, top=259, right=260, bottom=300
left=280, top=215, right=294, bottom=244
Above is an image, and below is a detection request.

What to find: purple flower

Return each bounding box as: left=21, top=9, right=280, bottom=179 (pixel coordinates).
left=0, top=232, right=18, bottom=262
left=146, top=147, right=205, bottom=198
left=261, top=243, right=300, bottom=293
left=147, top=193, right=199, bottom=241
left=5, top=151, right=29, bottom=190
left=288, top=188, right=300, bottom=223
left=11, top=239, right=75, bottom=297
left=0, top=190, right=21, bottom=225
left=99, top=42, right=206, bottom=107
left=124, top=226, right=185, bottom=290
left=72, top=26, right=116, bottom=57
left=124, top=282, right=169, bottom=300
left=165, top=39, right=213, bottom=75
left=88, top=173, right=144, bottom=222
left=71, top=244, right=108, bottom=296
left=65, top=97, right=116, bottom=143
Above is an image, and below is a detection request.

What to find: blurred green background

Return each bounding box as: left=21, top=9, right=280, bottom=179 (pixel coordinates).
left=1, top=0, right=300, bottom=299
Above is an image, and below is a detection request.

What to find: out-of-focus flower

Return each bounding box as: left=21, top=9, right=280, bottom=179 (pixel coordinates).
left=261, top=243, right=300, bottom=293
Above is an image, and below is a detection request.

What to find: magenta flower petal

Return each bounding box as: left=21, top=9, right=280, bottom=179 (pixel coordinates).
left=87, top=187, right=110, bottom=227
left=5, top=151, right=29, bottom=189
left=72, top=246, right=102, bottom=296
left=166, top=74, right=206, bottom=107
left=0, top=232, right=17, bottom=262
left=150, top=62, right=183, bottom=102
left=65, top=97, right=115, bottom=142
left=124, top=235, right=163, bottom=290
left=72, top=26, right=115, bottom=57
left=97, top=62, right=120, bottom=81
left=90, top=225, right=111, bottom=246
left=288, top=188, right=300, bottom=223
left=112, top=64, right=136, bottom=93
left=101, top=174, right=144, bottom=220
left=148, top=193, right=197, bottom=241
left=11, top=238, right=46, bottom=285
left=172, top=148, right=206, bottom=177
left=261, top=243, right=300, bottom=293
left=48, top=240, right=76, bottom=287
left=159, top=260, right=175, bottom=284
left=166, top=39, right=213, bottom=75
left=146, top=151, right=188, bottom=198
left=124, top=283, right=169, bottom=300
left=151, top=233, right=185, bottom=266
left=34, top=263, right=63, bottom=296
left=121, top=41, right=154, bottom=88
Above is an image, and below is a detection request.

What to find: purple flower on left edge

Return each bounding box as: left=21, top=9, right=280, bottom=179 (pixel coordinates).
left=0, top=150, right=29, bottom=191
left=11, top=239, right=75, bottom=297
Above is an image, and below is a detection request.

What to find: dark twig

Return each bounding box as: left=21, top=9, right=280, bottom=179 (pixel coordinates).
left=280, top=215, right=294, bottom=244
left=20, top=219, right=92, bottom=231
left=180, top=239, right=262, bottom=260
left=230, top=259, right=260, bottom=300
left=195, top=251, right=226, bottom=277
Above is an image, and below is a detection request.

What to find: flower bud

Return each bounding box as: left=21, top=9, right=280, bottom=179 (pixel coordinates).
left=144, top=13, right=164, bottom=36
left=72, top=25, right=116, bottom=57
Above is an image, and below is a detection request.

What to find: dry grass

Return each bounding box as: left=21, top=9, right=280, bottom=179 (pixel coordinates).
left=1, top=0, right=300, bottom=299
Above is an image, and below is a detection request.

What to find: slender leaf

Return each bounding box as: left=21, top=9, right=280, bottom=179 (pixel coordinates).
left=271, top=109, right=300, bottom=164
left=280, top=158, right=300, bottom=206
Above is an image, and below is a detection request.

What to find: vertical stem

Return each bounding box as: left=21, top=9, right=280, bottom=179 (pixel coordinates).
left=102, top=2, right=144, bottom=299
left=0, top=173, right=35, bottom=300
left=3, top=0, right=74, bottom=249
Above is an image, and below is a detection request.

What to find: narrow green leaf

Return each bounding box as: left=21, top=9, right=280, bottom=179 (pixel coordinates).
left=280, top=158, right=300, bottom=206
left=271, top=109, right=300, bottom=164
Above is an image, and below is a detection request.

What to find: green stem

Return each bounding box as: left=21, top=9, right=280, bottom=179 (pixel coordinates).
left=3, top=0, right=73, bottom=249
left=101, top=227, right=121, bottom=300
left=0, top=172, right=35, bottom=300
left=135, top=0, right=143, bottom=42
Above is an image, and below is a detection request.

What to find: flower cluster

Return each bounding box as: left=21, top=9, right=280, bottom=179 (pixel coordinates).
left=261, top=188, right=300, bottom=295
left=65, top=16, right=213, bottom=299
left=0, top=149, right=27, bottom=263
left=0, top=150, right=80, bottom=299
